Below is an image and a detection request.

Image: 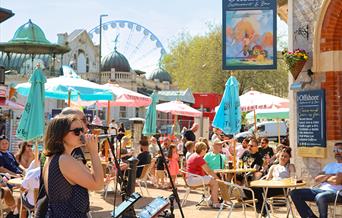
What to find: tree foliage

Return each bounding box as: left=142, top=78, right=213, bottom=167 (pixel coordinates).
left=161, top=25, right=288, bottom=98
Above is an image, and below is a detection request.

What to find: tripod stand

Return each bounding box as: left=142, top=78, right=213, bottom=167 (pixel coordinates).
left=156, top=142, right=185, bottom=218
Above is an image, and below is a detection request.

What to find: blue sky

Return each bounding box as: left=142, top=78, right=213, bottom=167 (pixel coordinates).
left=0, top=0, right=287, bottom=51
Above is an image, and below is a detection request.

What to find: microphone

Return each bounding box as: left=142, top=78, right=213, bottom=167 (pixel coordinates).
left=87, top=124, right=109, bottom=131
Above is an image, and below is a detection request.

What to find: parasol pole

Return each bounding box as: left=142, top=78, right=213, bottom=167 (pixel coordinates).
left=254, top=109, right=257, bottom=134
left=106, top=100, right=111, bottom=125
left=67, top=89, right=71, bottom=107
left=230, top=71, right=238, bottom=182
left=35, top=140, right=39, bottom=162
left=278, top=119, right=281, bottom=144
left=105, top=100, right=111, bottom=161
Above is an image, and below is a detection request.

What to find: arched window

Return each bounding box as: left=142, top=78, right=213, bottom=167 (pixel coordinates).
left=77, top=50, right=86, bottom=73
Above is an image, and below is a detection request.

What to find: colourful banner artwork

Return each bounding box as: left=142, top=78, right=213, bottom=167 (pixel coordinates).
left=222, top=0, right=277, bottom=70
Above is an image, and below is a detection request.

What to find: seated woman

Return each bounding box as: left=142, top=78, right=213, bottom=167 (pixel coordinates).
left=15, top=141, right=35, bottom=169
left=98, top=140, right=114, bottom=162
left=116, top=136, right=133, bottom=162
left=186, top=142, right=220, bottom=208
left=247, top=147, right=295, bottom=216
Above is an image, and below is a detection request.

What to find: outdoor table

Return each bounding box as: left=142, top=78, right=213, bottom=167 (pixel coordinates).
left=214, top=168, right=256, bottom=174
left=214, top=168, right=256, bottom=183
left=250, top=178, right=306, bottom=218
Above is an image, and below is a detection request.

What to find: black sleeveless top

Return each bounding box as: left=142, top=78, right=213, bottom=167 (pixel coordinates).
left=47, top=154, right=89, bottom=218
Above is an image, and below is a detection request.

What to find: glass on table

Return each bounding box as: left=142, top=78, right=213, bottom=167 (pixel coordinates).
left=290, top=172, right=297, bottom=184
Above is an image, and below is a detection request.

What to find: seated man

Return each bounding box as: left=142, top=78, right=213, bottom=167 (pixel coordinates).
left=204, top=138, right=227, bottom=171
left=240, top=138, right=264, bottom=181
left=290, top=142, right=342, bottom=218
left=0, top=136, right=23, bottom=176
left=136, top=140, right=152, bottom=178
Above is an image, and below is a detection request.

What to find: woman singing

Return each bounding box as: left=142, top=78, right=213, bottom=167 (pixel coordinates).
left=42, top=115, right=103, bottom=217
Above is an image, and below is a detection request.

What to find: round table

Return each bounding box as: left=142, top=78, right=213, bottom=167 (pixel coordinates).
left=214, top=168, right=256, bottom=183
left=250, top=179, right=306, bottom=218
left=250, top=179, right=306, bottom=189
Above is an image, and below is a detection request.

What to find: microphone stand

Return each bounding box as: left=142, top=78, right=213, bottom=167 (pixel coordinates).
left=157, top=141, right=185, bottom=218
left=104, top=136, right=128, bottom=217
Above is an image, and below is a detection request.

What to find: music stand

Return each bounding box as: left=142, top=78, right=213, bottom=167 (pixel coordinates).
left=138, top=196, right=169, bottom=218
left=111, top=192, right=142, bottom=218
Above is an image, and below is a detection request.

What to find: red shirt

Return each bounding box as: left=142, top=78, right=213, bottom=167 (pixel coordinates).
left=186, top=153, right=206, bottom=176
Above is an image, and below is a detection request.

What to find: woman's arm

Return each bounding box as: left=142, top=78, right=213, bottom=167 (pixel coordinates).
left=201, top=164, right=219, bottom=179
left=60, top=134, right=104, bottom=190
left=266, top=165, right=275, bottom=180
left=288, top=163, right=296, bottom=175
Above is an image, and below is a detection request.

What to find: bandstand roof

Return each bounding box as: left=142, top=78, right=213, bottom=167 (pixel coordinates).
left=0, top=19, right=69, bottom=54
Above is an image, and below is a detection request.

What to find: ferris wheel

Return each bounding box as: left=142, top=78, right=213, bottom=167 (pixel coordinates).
left=88, top=20, right=167, bottom=73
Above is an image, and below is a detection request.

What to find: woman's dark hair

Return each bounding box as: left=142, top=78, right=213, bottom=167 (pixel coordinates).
left=281, top=146, right=292, bottom=158
left=16, top=141, right=31, bottom=162
left=167, top=144, right=177, bottom=158
left=44, top=115, right=79, bottom=157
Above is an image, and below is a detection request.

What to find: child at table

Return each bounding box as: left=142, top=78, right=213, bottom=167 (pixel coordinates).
left=168, top=145, right=179, bottom=186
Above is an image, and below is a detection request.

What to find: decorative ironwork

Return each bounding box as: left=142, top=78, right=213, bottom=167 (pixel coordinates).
left=294, top=25, right=309, bottom=40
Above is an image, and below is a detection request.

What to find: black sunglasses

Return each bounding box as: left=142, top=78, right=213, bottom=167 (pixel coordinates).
left=69, top=127, right=84, bottom=136
left=26, top=144, right=33, bottom=148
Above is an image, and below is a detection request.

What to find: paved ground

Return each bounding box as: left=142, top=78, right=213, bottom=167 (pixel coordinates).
left=89, top=179, right=293, bottom=218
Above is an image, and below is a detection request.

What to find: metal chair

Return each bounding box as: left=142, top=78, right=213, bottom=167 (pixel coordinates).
left=136, top=164, right=152, bottom=196
left=216, top=180, right=258, bottom=218
left=179, top=169, right=210, bottom=207
left=331, top=190, right=342, bottom=218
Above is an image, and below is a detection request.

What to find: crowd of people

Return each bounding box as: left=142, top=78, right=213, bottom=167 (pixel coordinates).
left=127, top=124, right=341, bottom=218
left=0, top=112, right=341, bottom=217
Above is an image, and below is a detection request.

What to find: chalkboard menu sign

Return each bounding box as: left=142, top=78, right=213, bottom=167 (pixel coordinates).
left=296, top=89, right=326, bottom=158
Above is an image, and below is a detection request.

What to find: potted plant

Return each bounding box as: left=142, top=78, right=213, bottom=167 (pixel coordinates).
left=282, top=48, right=309, bottom=79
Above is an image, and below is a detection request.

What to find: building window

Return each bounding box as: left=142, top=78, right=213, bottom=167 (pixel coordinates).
left=86, top=57, right=89, bottom=72
left=135, top=108, right=139, bottom=117
left=119, top=106, right=127, bottom=118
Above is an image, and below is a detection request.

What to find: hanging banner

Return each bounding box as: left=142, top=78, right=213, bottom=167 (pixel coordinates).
left=296, top=89, right=326, bottom=158
left=222, top=0, right=277, bottom=70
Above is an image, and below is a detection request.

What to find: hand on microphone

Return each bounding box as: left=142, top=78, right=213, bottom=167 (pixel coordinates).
left=84, top=133, right=98, bottom=153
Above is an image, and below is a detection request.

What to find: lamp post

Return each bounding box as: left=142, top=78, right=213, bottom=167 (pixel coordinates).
left=99, top=14, right=108, bottom=84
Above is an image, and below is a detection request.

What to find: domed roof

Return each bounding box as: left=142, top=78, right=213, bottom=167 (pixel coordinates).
left=101, top=49, right=131, bottom=72
left=146, top=68, right=172, bottom=83
left=10, top=19, right=51, bottom=44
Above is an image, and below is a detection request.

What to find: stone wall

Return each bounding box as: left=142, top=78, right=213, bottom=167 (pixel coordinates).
left=290, top=0, right=342, bottom=185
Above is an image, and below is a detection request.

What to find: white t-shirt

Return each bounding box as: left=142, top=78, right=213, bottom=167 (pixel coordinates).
left=22, top=167, right=40, bottom=206
left=109, top=122, right=118, bottom=135
left=270, top=164, right=290, bottom=180
left=148, top=143, right=159, bottom=157
left=319, top=162, right=342, bottom=192
left=236, top=143, right=248, bottom=159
